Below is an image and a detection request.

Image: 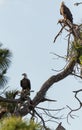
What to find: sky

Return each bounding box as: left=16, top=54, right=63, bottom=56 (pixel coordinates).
left=0, top=0, right=82, bottom=129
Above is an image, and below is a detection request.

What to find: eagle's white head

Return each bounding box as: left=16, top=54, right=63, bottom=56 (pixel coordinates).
left=61, top=1, right=65, bottom=6
left=22, top=73, right=27, bottom=78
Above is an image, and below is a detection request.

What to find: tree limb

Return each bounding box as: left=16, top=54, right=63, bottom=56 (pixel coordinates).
left=11, top=58, right=76, bottom=117
left=74, top=2, right=82, bottom=6
left=32, top=59, right=76, bottom=107
left=0, top=96, right=20, bottom=103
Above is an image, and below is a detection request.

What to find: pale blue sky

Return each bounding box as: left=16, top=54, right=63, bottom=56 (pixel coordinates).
left=0, top=0, right=82, bottom=129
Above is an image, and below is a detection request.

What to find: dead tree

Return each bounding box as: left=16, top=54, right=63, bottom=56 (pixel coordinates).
left=0, top=4, right=82, bottom=130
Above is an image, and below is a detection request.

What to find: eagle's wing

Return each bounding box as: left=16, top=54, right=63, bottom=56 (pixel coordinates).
left=60, top=4, right=73, bottom=23
left=20, top=78, right=31, bottom=90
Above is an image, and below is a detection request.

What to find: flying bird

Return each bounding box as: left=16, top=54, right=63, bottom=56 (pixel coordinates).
left=60, top=1, right=73, bottom=23
left=20, top=73, right=31, bottom=91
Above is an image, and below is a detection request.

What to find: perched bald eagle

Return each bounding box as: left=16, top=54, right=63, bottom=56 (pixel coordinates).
left=60, top=1, right=73, bottom=23
left=20, top=73, right=31, bottom=91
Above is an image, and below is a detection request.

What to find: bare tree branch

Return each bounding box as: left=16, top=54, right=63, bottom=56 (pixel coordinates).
left=66, top=89, right=82, bottom=123
left=32, top=59, right=76, bottom=107
left=53, top=24, right=65, bottom=43
left=4, top=58, right=75, bottom=117
left=36, top=106, right=65, bottom=111
left=50, top=52, right=66, bottom=60
left=74, top=2, right=82, bottom=6
left=34, top=110, right=47, bottom=129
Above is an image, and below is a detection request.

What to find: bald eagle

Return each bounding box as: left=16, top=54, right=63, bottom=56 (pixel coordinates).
left=20, top=73, right=31, bottom=91
left=60, top=1, right=73, bottom=23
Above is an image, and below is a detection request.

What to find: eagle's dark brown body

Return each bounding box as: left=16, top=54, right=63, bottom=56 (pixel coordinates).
left=21, top=78, right=31, bottom=90
left=20, top=73, right=31, bottom=90
left=60, top=2, right=73, bottom=23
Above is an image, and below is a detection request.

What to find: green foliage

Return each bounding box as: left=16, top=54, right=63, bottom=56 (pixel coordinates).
left=68, top=38, right=82, bottom=65
left=67, top=41, right=77, bottom=61
left=0, top=44, right=12, bottom=88
left=68, top=24, right=82, bottom=64
left=5, top=90, right=18, bottom=100
left=0, top=116, right=42, bottom=130
left=0, top=49, right=12, bottom=69
left=75, top=45, right=82, bottom=64
left=79, top=55, right=82, bottom=64
left=0, top=90, right=18, bottom=114
left=4, top=90, right=18, bottom=114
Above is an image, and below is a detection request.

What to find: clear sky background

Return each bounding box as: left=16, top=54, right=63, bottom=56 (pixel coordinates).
left=0, top=0, right=82, bottom=129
